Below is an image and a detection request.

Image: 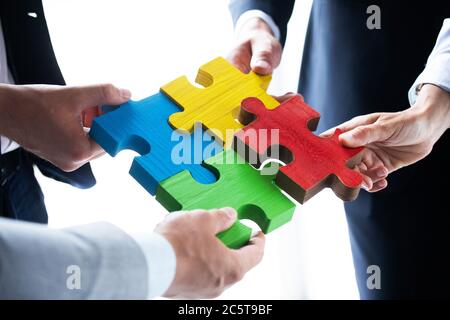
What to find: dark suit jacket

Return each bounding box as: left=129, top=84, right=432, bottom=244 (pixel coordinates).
left=0, top=0, right=95, bottom=189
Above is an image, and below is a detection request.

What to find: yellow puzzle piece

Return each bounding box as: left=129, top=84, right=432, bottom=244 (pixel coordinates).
left=161, top=57, right=279, bottom=146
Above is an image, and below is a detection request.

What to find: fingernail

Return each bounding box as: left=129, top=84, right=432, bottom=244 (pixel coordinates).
left=221, top=207, right=237, bottom=220
left=120, top=88, right=132, bottom=99
left=361, top=181, right=370, bottom=191
left=238, top=64, right=250, bottom=73
left=376, top=167, right=388, bottom=177
left=377, top=180, right=387, bottom=188
left=255, top=60, right=271, bottom=70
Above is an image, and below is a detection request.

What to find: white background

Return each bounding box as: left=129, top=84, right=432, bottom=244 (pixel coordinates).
left=39, top=0, right=359, bottom=299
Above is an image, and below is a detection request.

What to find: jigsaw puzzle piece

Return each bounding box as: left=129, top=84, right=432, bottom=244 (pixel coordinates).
left=156, top=149, right=296, bottom=249
left=90, top=92, right=222, bottom=195
left=161, top=57, right=280, bottom=146
left=233, top=96, right=364, bottom=203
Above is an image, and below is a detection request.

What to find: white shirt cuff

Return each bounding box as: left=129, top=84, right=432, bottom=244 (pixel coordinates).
left=235, top=9, right=280, bottom=40
left=408, top=19, right=450, bottom=105
left=131, top=232, right=176, bottom=299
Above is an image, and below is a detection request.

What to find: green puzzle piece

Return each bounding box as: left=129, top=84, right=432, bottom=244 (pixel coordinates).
left=156, top=149, right=296, bottom=249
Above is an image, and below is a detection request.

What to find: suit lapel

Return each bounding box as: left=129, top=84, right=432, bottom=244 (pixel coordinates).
left=0, top=0, right=65, bottom=85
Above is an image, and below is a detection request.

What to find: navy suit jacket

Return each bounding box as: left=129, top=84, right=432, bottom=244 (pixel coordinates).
left=0, top=0, right=96, bottom=189
left=229, top=0, right=450, bottom=299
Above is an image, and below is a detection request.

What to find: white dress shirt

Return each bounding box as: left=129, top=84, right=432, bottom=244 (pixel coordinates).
left=236, top=12, right=450, bottom=105
left=408, top=19, right=450, bottom=105
left=0, top=18, right=176, bottom=299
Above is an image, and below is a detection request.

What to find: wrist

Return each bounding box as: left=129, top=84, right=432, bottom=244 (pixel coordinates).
left=132, top=232, right=176, bottom=299
left=239, top=17, right=274, bottom=37
left=413, top=84, right=450, bottom=136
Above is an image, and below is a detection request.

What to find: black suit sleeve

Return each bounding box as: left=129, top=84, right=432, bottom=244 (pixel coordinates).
left=229, top=0, right=295, bottom=45
left=0, top=0, right=97, bottom=190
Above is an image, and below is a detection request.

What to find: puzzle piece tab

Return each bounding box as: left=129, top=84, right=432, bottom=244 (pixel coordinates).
left=161, top=57, right=279, bottom=146
left=233, top=96, right=364, bottom=203
left=156, top=149, right=296, bottom=249
left=90, top=92, right=222, bottom=195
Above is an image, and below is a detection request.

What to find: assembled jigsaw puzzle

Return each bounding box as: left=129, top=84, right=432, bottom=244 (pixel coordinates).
left=89, top=57, right=364, bottom=248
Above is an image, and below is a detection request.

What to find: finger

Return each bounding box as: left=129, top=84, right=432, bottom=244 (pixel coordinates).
left=72, top=84, right=132, bottom=112
left=360, top=174, right=373, bottom=191
left=227, top=46, right=252, bottom=74
left=353, top=164, right=373, bottom=191
left=273, top=92, right=304, bottom=103
left=339, top=123, right=390, bottom=148
left=321, top=113, right=381, bottom=137
left=364, top=166, right=388, bottom=185
left=165, top=209, right=207, bottom=223
left=210, top=207, right=238, bottom=234
left=250, top=36, right=281, bottom=75
left=233, top=231, right=265, bottom=273
left=354, top=151, right=389, bottom=183
left=368, top=179, right=388, bottom=192
left=82, top=105, right=102, bottom=128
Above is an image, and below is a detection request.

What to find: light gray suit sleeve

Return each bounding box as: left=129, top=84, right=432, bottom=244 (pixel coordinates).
left=0, top=217, right=149, bottom=299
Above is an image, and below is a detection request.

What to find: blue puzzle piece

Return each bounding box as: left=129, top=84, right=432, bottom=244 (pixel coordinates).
left=90, top=92, right=222, bottom=195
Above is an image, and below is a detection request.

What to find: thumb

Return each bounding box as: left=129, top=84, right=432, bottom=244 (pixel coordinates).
left=339, top=124, right=386, bottom=147
left=210, top=207, right=238, bottom=234
left=250, top=37, right=281, bottom=75
left=73, top=83, right=131, bottom=112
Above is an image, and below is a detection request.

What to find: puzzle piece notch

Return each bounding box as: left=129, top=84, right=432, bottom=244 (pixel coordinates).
left=161, top=57, right=280, bottom=146
left=233, top=96, right=364, bottom=204
left=90, top=92, right=221, bottom=196
left=156, top=149, right=296, bottom=249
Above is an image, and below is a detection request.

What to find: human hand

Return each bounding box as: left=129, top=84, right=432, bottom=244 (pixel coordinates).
left=155, top=208, right=265, bottom=299
left=0, top=83, right=131, bottom=171
left=323, top=84, right=450, bottom=192
left=228, top=17, right=282, bottom=75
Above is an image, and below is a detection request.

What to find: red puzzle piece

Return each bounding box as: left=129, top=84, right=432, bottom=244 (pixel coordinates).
left=233, top=96, right=364, bottom=203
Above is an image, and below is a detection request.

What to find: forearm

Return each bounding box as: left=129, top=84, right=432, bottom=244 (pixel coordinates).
left=0, top=218, right=149, bottom=299
left=414, top=84, right=450, bottom=138
left=0, top=83, right=16, bottom=137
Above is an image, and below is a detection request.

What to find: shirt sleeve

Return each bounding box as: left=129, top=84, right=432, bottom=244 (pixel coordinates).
left=130, top=232, right=176, bottom=299
left=409, top=19, right=450, bottom=105
left=235, top=9, right=281, bottom=40
left=229, top=0, right=295, bottom=45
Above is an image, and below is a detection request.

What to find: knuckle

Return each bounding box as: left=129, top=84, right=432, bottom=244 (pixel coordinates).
left=421, top=141, right=434, bottom=155
left=57, top=160, right=78, bottom=172
left=68, top=144, right=90, bottom=163
left=270, top=38, right=281, bottom=51
left=210, top=274, right=226, bottom=295
left=353, top=115, right=366, bottom=122
left=100, top=83, right=116, bottom=100
left=371, top=123, right=384, bottom=132
left=227, top=268, right=244, bottom=285
left=224, top=258, right=245, bottom=285
left=353, top=126, right=368, bottom=138
left=255, top=49, right=273, bottom=60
